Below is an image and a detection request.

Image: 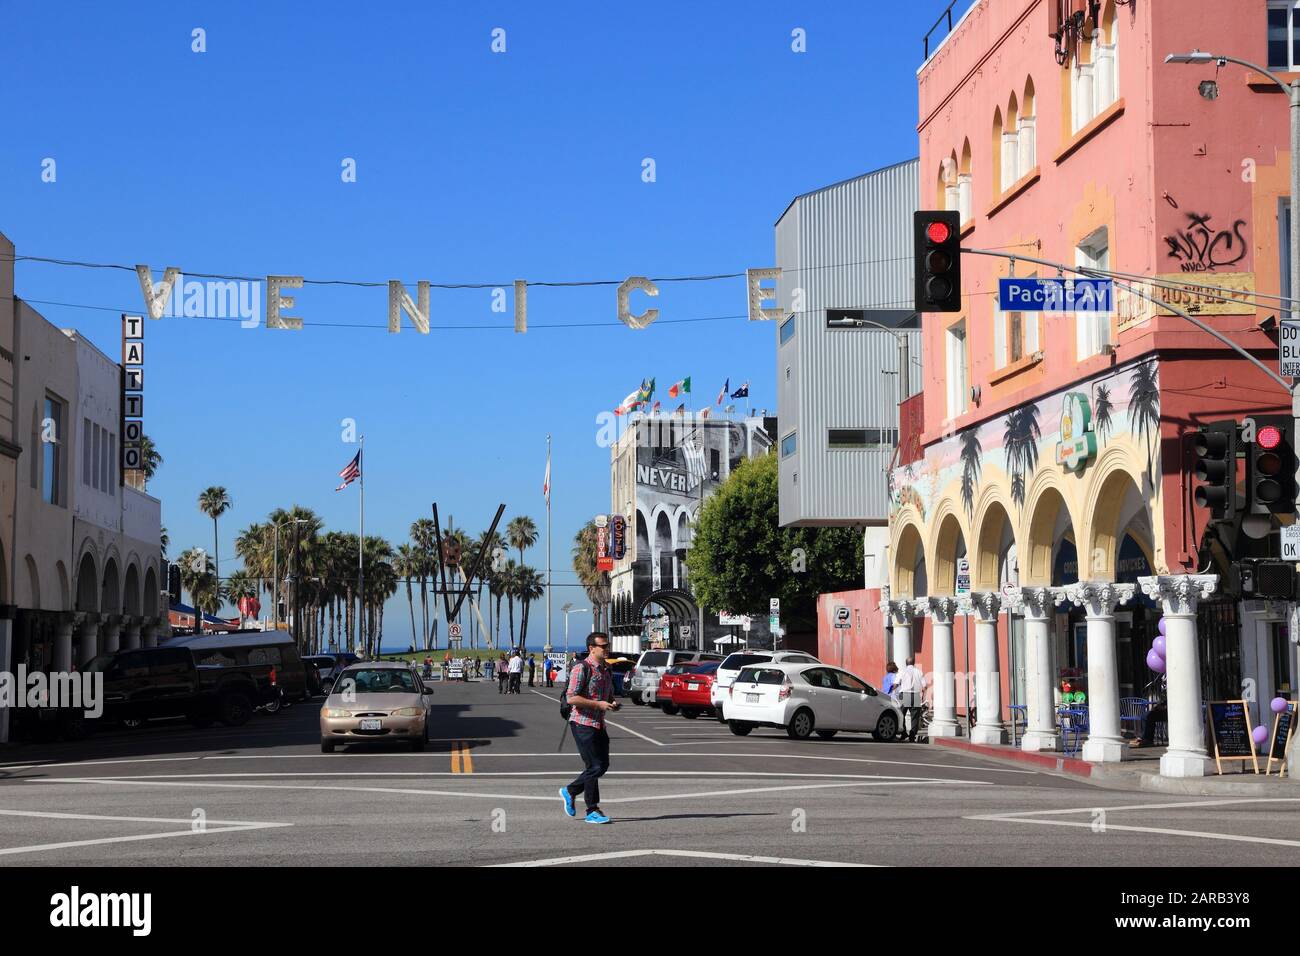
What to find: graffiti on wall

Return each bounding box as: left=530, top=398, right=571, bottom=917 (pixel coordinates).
left=1163, top=212, right=1248, bottom=273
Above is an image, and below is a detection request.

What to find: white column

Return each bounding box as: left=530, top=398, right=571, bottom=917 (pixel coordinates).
left=968, top=591, right=1005, bottom=745
left=1074, top=62, right=1095, bottom=131
left=1095, top=43, right=1116, bottom=111
left=1018, top=116, right=1036, bottom=173
left=1139, top=575, right=1218, bottom=778
left=78, top=617, right=100, bottom=667
left=143, top=622, right=160, bottom=648
left=55, top=618, right=76, bottom=673
left=957, top=173, right=972, bottom=225
left=1064, top=581, right=1135, bottom=763
left=925, top=596, right=961, bottom=738
left=102, top=616, right=121, bottom=655
left=1001, top=130, right=1019, bottom=191
left=123, top=619, right=142, bottom=650
left=885, top=597, right=921, bottom=666
left=1005, top=587, right=1066, bottom=752
left=0, top=617, right=11, bottom=745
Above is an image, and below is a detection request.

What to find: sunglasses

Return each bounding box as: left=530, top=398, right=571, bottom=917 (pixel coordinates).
left=592, top=643, right=611, bottom=650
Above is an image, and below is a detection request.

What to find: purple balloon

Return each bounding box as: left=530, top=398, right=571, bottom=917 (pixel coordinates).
left=1272, top=697, right=1290, bottom=714
left=1153, top=636, right=1166, bottom=658
left=1146, top=649, right=1166, bottom=673
left=1252, top=725, right=1270, bottom=745
left=1158, top=617, right=1167, bottom=637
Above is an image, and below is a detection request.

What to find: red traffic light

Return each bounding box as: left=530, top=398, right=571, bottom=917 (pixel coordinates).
left=1258, top=424, right=1283, bottom=450
left=926, top=220, right=952, bottom=244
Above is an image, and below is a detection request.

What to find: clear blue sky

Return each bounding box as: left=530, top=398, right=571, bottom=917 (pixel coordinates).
left=1, top=0, right=933, bottom=648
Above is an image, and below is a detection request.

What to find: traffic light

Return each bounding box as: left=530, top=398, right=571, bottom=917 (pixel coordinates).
left=1192, top=421, right=1237, bottom=521
left=167, top=562, right=182, bottom=605
left=913, top=210, right=962, bottom=312
left=1246, top=415, right=1297, bottom=515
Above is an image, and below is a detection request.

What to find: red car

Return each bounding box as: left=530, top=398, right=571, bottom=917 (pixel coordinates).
left=653, top=663, right=698, bottom=714
left=667, top=661, right=721, bottom=718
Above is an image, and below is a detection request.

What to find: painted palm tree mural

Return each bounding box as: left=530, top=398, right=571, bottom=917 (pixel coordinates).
left=1127, top=360, right=1160, bottom=488
left=1003, top=405, right=1042, bottom=508
left=959, top=425, right=983, bottom=518
left=1093, top=383, right=1115, bottom=446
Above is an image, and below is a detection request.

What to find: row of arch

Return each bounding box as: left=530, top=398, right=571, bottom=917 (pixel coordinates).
left=892, top=444, right=1154, bottom=599
left=19, top=539, right=161, bottom=618
left=635, top=503, right=695, bottom=591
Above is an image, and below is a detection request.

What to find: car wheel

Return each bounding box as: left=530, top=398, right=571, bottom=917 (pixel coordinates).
left=715, top=709, right=728, bottom=723
left=873, top=711, right=899, bottom=742
left=631, top=693, right=645, bottom=706
left=728, top=721, right=752, bottom=736
left=661, top=702, right=678, bottom=716
left=321, top=740, right=335, bottom=753
left=218, top=691, right=253, bottom=727
left=681, top=709, right=699, bottom=719
left=816, top=730, right=838, bottom=739
left=786, top=708, right=815, bottom=740
left=262, top=696, right=282, bottom=715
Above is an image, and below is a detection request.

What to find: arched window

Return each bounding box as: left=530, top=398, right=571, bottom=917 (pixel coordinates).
left=1003, top=93, right=1020, bottom=191
left=992, top=107, right=1005, bottom=198
left=1071, top=1, right=1118, bottom=132
left=958, top=140, right=972, bottom=224
left=1020, top=77, right=1037, bottom=172
left=938, top=155, right=958, bottom=212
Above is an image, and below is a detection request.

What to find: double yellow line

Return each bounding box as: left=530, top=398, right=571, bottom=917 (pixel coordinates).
left=450, top=741, right=474, bottom=774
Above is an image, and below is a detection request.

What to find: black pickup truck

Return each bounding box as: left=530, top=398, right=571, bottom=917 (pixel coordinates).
left=84, top=646, right=280, bottom=729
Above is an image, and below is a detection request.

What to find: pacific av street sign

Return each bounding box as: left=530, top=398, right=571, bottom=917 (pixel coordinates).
left=998, top=277, right=1114, bottom=313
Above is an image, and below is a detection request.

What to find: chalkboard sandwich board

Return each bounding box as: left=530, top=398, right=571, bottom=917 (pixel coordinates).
left=1266, top=702, right=1296, bottom=777
left=1205, top=699, right=1259, bottom=775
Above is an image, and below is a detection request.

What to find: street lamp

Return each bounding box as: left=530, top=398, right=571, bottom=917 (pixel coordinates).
left=272, top=518, right=309, bottom=635
left=1165, top=50, right=1299, bottom=325
left=561, top=604, right=588, bottom=657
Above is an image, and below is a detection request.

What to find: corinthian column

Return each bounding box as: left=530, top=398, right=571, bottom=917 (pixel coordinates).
left=925, top=596, right=961, bottom=738
left=884, top=597, right=922, bottom=666
left=967, top=591, right=1005, bottom=745
left=1139, top=575, right=1218, bottom=778
left=1063, top=581, right=1135, bottom=763
left=1004, top=586, right=1069, bottom=752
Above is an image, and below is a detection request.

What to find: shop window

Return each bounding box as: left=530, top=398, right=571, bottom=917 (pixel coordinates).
left=1076, top=228, right=1111, bottom=359
left=1269, top=1, right=1300, bottom=71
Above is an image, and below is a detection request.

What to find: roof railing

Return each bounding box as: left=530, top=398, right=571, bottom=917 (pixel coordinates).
left=923, top=0, right=962, bottom=61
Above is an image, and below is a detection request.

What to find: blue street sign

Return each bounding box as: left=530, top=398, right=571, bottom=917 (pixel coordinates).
left=998, top=277, right=1114, bottom=313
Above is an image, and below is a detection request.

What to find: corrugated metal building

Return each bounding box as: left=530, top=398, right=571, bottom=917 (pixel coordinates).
left=774, top=158, right=921, bottom=528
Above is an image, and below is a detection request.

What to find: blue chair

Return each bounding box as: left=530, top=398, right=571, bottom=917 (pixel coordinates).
left=1058, top=706, right=1089, bottom=757
left=1008, top=704, right=1028, bottom=734
left=1119, top=697, right=1150, bottom=736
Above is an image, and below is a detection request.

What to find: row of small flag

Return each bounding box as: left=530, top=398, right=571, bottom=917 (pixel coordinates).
left=613, top=376, right=749, bottom=416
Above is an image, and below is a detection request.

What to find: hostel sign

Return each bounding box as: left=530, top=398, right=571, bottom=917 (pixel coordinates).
left=1056, top=392, right=1097, bottom=473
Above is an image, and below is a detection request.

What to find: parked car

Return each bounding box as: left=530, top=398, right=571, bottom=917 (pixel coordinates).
left=84, top=646, right=280, bottom=730
left=712, top=650, right=821, bottom=721
left=166, top=631, right=312, bottom=708
left=304, top=655, right=343, bottom=692
left=628, top=649, right=723, bottom=705
left=653, top=662, right=717, bottom=713
left=319, top=661, right=436, bottom=752
left=668, top=661, right=721, bottom=718
left=724, top=662, right=902, bottom=742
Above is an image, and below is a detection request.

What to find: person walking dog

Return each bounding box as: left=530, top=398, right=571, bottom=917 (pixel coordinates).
left=559, top=632, right=618, bottom=824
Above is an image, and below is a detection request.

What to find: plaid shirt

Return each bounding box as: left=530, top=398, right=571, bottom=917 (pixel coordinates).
left=567, top=656, right=614, bottom=729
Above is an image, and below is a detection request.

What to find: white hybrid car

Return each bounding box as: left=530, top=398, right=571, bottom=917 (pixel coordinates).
left=711, top=650, right=820, bottom=721
left=724, top=662, right=903, bottom=741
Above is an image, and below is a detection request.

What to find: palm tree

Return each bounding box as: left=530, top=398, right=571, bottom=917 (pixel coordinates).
left=959, top=426, right=983, bottom=519
left=225, top=570, right=258, bottom=625
left=395, top=543, right=420, bottom=652
left=516, top=566, right=545, bottom=646
left=507, top=515, right=539, bottom=566
left=410, top=518, right=437, bottom=650
left=1003, top=405, right=1042, bottom=508
left=572, top=520, right=607, bottom=631
left=1127, top=361, right=1160, bottom=487
left=160, top=526, right=169, bottom=561
left=178, top=547, right=220, bottom=633
left=198, top=487, right=232, bottom=610
left=502, top=559, right=521, bottom=645
left=1094, top=383, right=1115, bottom=445
left=139, top=434, right=162, bottom=487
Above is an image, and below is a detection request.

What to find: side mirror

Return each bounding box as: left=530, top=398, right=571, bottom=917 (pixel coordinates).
left=422, top=682, right=436, bottom=695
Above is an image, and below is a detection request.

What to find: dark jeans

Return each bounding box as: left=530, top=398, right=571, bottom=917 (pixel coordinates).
left=1141, top=703, right=1168, bottom=746
left=498, top=673, right=509, bottom=694
left=567, top=723, right=611, bottom=812
left=509, top=673, right=522, bottom=694
left=528, top=669, right=535, bottom=686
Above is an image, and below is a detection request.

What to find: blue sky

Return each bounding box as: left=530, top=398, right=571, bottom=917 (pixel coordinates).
left=1, top=0, right=932, bottom=648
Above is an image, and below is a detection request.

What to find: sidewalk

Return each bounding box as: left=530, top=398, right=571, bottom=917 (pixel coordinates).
left=932, top=736, right=1299, bottom=796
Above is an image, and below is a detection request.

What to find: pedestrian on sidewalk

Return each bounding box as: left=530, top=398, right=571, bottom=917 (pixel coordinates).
left=497, top=653, right=510, bottom=694
left=559, top=632, right=618, bottom=824
left=508, top=649, right=523, bottom=694
left=881, top=661, right=899, bottom=697
left=896, top=656, right=926, bottom=741
left=527, top=654, right=537, bottom=687
left=485, top=656, right=495, bottom=682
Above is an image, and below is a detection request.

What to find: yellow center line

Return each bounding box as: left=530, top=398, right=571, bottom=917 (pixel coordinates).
left=450, top=745, right=462, bottom=774
left=461, top=743, right=474, bottom=775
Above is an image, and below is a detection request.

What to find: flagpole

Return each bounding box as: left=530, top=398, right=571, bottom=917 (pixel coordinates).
left=358, top=437, right=365, bottom=656
left=546, top=434, right=552, bottom=654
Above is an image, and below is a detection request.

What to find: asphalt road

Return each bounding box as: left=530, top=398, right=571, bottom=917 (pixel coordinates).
left=0, top=680, right=1296, bottom=867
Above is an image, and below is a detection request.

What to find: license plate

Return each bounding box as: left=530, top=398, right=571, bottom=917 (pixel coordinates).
left=360, top=718, right=381, bottom=731
left=746, top=693, right=760, bottom=704
left=687, top=683, right=700, bottom=691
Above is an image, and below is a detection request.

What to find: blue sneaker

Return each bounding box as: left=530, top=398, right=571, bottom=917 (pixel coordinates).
left=585, top=809, right=611, bottom=824
left=559, top=788, right=576, bottom=818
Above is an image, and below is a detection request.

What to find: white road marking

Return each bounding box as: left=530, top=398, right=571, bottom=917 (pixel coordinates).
left=23, top=769, right=978, bottom=781
left=0, top=808, right=290, bottom=858
left=603, top=779, right=988, bottom=804
left=968, top=797, right=1300, bottom=849
left=529, top=689, right=665, bottom=746
left=0, top=756, right=203, bottom=772
left=490, top=848, right=876, bottom=867
left=28, top=777, right=560, bottom=801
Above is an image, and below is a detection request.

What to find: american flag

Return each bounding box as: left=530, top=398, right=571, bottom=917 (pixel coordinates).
left=336, top=450, right=362, bottom=491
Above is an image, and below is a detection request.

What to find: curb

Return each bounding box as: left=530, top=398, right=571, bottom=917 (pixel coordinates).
left=932, top=737, right=1300, bottom=796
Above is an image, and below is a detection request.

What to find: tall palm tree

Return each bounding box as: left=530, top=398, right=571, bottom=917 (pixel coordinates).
left=178, top=548, right=220, bottom=633
left=198, top=487, right=232, bottom=610
left=225, top=570, right=258, bottom=625
left=160, top=526, right=169, bottom=561
left=502, top=559, right=521, bottom=645
left=572, top=521, right=606, bottom=631
left=507, top=515, right=539, bottom=566
left=410, top=518, right=437, bottom=650
left=517, top=566, right=545, bottom=646
left=395, top=543, right=420, bottom=653
left=139, top=434, right=162, bottom=488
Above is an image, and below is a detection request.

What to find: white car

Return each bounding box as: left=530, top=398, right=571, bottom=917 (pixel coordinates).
left=711, top=650, right=820, bottom=721
left=725, top=662, right=903, bottom=741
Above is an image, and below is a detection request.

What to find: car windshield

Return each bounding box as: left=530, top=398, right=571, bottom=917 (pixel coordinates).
left=721, top=653, right=769, bottom=671
left=687, top=662, right=719, bottom=674
left=639, top=652, right=669, bottom=669
left=735, top=667, right=787, bottom=685
left=339, top=669, right=419, bottom=694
